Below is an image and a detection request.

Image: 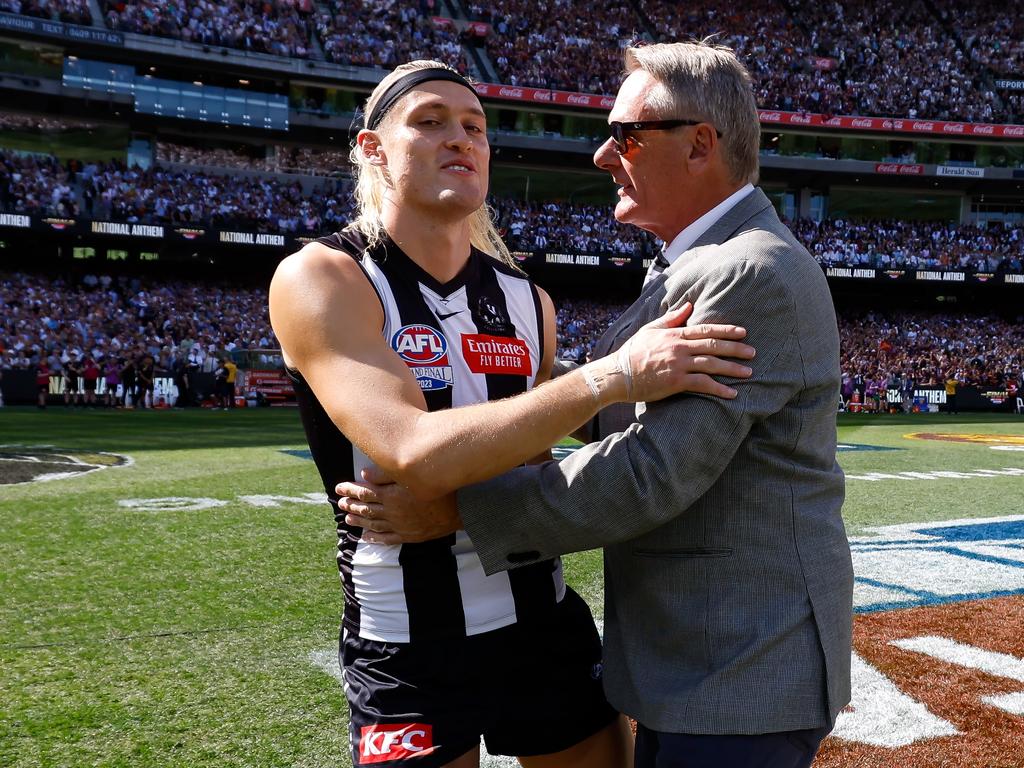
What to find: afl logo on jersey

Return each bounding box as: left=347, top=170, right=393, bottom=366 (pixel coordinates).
left=391, top=324, right=454, bottom=391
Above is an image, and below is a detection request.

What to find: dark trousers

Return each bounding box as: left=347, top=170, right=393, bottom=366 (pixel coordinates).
left=635, top=723, right=831, bottom=768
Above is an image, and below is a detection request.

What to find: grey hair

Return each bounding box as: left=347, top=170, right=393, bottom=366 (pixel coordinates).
left=347, top=59, right=515, bottom=269
left=624, top=41, right=760, bottom=185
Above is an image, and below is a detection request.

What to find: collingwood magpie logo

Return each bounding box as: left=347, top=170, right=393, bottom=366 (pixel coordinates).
left=476, top=296, right=511, bottom=333
left=0, top=447, right=131, bottom=486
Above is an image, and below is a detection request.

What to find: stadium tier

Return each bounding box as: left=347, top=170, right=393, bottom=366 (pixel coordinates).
left=2, top=0, right=1023, bottom=124
left=0, top=0, right=1022, bottom=405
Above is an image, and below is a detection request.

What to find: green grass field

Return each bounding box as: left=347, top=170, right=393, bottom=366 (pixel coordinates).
left=2, top=408, right=1023, bottom=767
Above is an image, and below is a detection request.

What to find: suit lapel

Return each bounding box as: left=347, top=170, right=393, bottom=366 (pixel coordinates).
left=595, top=188, right=776, bottom=357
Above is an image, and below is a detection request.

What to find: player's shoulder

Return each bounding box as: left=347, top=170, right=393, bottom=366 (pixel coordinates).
left=273, top=227, right=370, bottom=292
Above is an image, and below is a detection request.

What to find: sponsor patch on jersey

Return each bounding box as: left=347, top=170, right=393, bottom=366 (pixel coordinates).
left=461, top=333, right=532, bottom=376
left=391, top=324, right=454, bottom=391
left=359, top=723, right=435, bottom=764
left=906, top=432, right=1024, bottom=446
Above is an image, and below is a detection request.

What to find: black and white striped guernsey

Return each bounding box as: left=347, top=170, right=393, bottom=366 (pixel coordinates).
left=288, top=228, right=567, bottom=643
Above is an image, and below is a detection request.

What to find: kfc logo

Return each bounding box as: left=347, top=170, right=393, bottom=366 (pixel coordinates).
left=359, top=724, right=434, bottom=764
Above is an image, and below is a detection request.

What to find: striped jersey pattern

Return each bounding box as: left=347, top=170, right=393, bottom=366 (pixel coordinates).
left=289, top=228, right=566, bottom=643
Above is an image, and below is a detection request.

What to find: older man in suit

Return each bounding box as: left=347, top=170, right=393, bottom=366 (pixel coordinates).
left=340, top=40, right=853, bottom=768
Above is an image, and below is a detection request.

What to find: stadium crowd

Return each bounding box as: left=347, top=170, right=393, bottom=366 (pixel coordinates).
left=3, top=274, right=1021, bottom=405
left=154, top=142, right=350, bottom=177
left=492, top=199, right=660, bottom=257
left=466, top=0, right=636, bottom=95
left=315, top=0, right=469, bottom=74
left=79, top=160, right=354, bottom=233
left=0, top=0, right=91, bottom=24
left=791, top=218, right=1024, bottom=273
left=101, top=0, right=316, bottom=58
left=0, top=271, right=275, bottom=406
left=838, top=310, right=1024, bottom=407
left=2, top=150, right=1021, bottom=269
left=0, top=150, right=80, bottom=218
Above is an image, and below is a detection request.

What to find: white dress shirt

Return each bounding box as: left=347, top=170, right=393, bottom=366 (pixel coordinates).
left=644, top=183, right=755, bottom=285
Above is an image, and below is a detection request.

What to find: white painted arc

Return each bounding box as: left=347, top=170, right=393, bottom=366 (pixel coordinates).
left=982, top=691, right=1024, bottom=716
left=830, top=652, right=959, bottom=747
left=892, top=636, right=1024, bottom=682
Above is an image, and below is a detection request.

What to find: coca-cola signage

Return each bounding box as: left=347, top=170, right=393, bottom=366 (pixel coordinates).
left=875, top=163, right=925, bottom=175
left=471, top=83, right=1024, bottom=137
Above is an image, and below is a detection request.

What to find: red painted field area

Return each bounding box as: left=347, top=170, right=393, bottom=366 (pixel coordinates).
left=817, top=596, right=1024, bottom=767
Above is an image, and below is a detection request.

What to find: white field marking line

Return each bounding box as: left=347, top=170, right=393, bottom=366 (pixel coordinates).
left=982, top=691, right=1024, bottom=715
left=118, top=497, right=229, bottom=512
left=892, top=636, right=1024, bottom=718
left=849, top=514, right=1024, bottom=544
left=992, top=446, right=1024, bottom=452
left=891, top=636, right=1024, bottom=682
left=0, top=450, right=134, bottom=486
left=846, top=467, right=1024, bottom=482
left=831, top=652, right=959, bottom=747
left=236, top=493, right=324, bottom=508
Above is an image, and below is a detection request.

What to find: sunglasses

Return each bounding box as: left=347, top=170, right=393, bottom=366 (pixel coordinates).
left=608, top=119, right=723, bottom=154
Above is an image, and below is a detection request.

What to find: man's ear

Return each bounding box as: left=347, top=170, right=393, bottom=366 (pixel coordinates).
left=356, top=129, right=387, bottom=167
left=686, top=123, right=718, bottom=175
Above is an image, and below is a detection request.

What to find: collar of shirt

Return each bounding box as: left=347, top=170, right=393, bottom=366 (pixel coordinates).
left=661, top=183, right=755, bottom=267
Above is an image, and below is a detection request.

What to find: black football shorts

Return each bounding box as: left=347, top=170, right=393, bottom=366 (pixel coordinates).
left=342, top=588, right=617, bottom=766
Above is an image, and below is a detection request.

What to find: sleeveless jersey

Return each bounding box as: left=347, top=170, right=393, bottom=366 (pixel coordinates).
left=288, top=229, right=567, bottom=643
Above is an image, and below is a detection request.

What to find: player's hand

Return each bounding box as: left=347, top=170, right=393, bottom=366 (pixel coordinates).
left=336, top=466, right=461, bottom=544
left=614, top=302, right=755, bottom=403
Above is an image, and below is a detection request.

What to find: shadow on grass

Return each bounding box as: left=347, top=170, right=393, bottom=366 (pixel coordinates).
left=0, top=407, right=308, bottom=451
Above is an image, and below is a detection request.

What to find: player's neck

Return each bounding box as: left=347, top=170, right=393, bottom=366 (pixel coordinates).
left=383, top=209, right=473, bottom=285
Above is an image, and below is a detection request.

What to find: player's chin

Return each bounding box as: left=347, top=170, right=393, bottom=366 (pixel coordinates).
left=437, top=187, right=486, bottom=211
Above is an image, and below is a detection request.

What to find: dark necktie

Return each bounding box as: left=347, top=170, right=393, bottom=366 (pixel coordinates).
left=644, top=253, right=671, bottom=287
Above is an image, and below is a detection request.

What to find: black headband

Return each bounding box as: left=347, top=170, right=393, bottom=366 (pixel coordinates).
left=366, top=68, right=478, bottom=130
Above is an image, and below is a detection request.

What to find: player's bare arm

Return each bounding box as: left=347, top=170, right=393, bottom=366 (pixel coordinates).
left=271, top=242, right=754, bottom=502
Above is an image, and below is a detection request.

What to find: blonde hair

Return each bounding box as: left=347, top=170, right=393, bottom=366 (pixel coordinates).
left=348, top=60, right=516, bottom=269
left=625, top=41, right=760, bottom=186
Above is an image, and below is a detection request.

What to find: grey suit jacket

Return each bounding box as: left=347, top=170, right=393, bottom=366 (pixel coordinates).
left=458, top=188, right=853, bottom=734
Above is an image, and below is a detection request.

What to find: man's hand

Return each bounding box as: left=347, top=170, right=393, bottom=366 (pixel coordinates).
left=336, top=467, right=461, bottom=544
left=588, top=302, right=756, bottom=404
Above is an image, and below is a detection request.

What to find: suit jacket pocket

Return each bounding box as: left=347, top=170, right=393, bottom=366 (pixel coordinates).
left=632, top=546, right=733, bottom=558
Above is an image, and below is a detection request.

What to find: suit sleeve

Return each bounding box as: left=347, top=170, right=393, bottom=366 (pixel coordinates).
left=458, top=252, right=804, bottom=574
